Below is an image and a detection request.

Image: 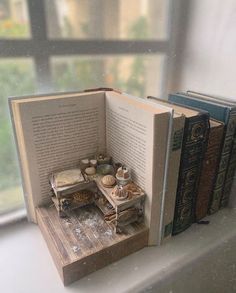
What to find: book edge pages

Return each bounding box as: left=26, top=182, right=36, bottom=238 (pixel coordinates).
left=161, top=114, right=185, bottom=243
left=8, top=99, right=33, bottom=221
left=148, top=112, right=169, bottom=245
left=158, top=109, right=174, bottom=245
left=144, top=97, right=185, bottom=243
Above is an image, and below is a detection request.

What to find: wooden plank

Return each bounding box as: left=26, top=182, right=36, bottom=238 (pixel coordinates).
left=36, top=208, right=64, bottom=280
left=63, top=225, right=148, bottom=285
left=36, top=205, right=148, bottom=285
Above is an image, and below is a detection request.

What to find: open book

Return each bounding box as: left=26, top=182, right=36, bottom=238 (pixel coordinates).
left=9, top=89, right=170, bottom=245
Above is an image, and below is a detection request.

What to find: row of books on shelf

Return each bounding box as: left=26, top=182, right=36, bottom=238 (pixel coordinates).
left=10, top=88, right=236, bottom=247
left=154, top=91, right=236, bottom=244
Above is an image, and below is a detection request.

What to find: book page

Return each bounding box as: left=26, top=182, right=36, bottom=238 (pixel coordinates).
left=105, top=92, right=170, bottom=245
left=105, top=92, right=155, bottom=201
left=18, top=92, right=106, bottom=210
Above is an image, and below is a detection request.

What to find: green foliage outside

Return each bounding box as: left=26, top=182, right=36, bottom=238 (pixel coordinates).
left=123, top=16, right=148, bottom=97
left=0, top=19, right=29, bottom=38
left=0, top=60, right=35, bottom=212
left=52, top=58, right=105, bottom=91
left=53, top=16, right=149, bottom=98
left=53, top=55, right=147, bottom=98
left=107, top=56, right=146, bottom=98
left=128, top=16, right=149, bottom=39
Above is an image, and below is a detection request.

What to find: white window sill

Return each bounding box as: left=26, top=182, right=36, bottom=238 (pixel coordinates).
left=0, top=208, right=236, bottom=293
left=0, top=208, right=27, bottom=227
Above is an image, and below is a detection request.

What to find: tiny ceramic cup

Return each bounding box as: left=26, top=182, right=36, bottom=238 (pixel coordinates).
left=90, top=159, right=97, bottom=168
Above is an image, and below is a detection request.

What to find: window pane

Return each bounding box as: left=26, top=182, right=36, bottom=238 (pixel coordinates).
left=0, top=58, right=35, bottom=214
left=45, top=0, right=167, bottom=40
left=51, top=55, right=163, bottom=97
left=0, top=0, right=30, bottom=38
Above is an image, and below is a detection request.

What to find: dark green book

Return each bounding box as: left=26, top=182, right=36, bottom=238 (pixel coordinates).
left=169, top=92, right=236, bottom=212
left=148, top=97, right=209, bottom=235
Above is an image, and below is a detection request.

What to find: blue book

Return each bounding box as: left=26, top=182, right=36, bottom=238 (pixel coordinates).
left=169, top=92, right=236, bottom=213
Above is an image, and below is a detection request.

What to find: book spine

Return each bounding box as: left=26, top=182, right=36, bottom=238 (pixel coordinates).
left=220, top=118, right=236, bottom=207
left=172, top=114, right=209, bottom=235
left=162, top=115, right=184, bottom=241
left=228, top=170, right=236, bottom=208
left=209, top=112, right=236, bottom=213
left=195, top=124, right=224, bottom=221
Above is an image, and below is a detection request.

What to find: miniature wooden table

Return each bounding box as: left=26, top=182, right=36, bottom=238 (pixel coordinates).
left=50, top=174, right=97, bottom=217
left=94, top=176, right=145, bottom=213
left=94, top=176, right=145, bottom=232
left=50, top=172, right=146, bottom=232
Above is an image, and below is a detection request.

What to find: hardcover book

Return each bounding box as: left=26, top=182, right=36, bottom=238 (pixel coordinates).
left=146, top=97, right=185, bottom=241
left=148, top=97, right=209, bottom=234
left=9, top=88, right=170, bottom=284
left=169, top=92, right=236, bottom=213
left=169, top=103, right=209, bottom=234
left=195, top=119, right=224, bottom=221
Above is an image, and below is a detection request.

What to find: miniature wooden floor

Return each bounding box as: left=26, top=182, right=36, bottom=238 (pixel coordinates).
left=36, top=205, right=148, bottom=285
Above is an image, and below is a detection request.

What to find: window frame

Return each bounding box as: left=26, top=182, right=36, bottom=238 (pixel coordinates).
left=0, top=0, right=178, bottom=222
left=0, top=0, right=176, bottom=95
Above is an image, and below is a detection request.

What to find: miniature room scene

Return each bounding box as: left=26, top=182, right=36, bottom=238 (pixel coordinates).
left=1, top=0, right=236, bottom=292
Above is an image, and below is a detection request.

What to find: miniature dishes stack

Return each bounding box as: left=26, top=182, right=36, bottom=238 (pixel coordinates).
left=115, top=166, right=131, bottom=186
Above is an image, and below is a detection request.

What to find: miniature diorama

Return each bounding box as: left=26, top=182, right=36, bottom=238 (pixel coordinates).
left=49, top=154, right=145, bottom=233
left=10, top=88, right=165, bottom=285
left=37, top=154, right=148, bottom=285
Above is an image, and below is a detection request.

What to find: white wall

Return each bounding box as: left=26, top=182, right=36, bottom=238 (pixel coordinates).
left=170, top=0, right=236, bottom=100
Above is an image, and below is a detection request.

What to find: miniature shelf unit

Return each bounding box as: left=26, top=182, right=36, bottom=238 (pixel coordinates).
left=50, top=172, right=145, bottom=233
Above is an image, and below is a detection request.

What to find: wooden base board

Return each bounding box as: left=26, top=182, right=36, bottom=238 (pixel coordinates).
left=36, top=205, right=148, bottom=285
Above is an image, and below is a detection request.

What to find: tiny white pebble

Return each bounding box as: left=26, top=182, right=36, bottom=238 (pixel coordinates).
left=72, top=246, right=80, bottom=253
left=75, top=228, right=81, bottom=235
left=104, top=230, right=113, bottom=236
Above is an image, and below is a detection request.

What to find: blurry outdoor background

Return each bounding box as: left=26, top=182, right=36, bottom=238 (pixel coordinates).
left=0, top=0, right=167, bottom=215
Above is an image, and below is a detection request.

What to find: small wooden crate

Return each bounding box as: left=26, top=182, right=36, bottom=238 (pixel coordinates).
left=36, top=205, right=148, bottom=285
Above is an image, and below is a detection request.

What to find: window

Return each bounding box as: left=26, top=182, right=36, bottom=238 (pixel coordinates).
left=0, top=58, right=36, bottom=215
left=0, top=0, right=173, bottom=216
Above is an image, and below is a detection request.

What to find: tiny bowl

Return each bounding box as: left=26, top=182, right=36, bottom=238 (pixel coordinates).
left=116, top=176, right=131, bottom=186
left=97, top=164, right=115, bottom=176
left=97, top=156, right=111, bottom=165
